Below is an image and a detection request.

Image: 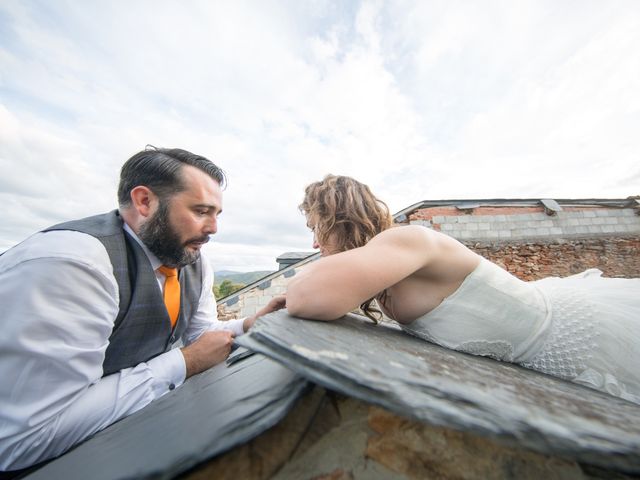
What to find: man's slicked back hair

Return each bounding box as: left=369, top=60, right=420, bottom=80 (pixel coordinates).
left=117, top=146, right=226, bottom=207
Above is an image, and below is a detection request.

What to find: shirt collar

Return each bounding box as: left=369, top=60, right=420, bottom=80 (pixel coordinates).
left=122, top=222, right=163, bottom=272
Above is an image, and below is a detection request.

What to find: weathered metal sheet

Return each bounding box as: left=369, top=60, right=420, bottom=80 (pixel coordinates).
left=238, top=311, right=640, bottom=473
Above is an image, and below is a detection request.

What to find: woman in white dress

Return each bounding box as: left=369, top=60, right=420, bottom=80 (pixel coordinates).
left=286, top=175, right=640, bottom=404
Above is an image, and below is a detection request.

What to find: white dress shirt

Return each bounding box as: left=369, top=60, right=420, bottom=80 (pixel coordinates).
left=0, top=228, right=244, bottom=470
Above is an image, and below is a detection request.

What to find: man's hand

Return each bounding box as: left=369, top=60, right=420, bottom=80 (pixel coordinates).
left=181, top=330, right=234, bottom=378
left=243, top=294, right=286, bottom=331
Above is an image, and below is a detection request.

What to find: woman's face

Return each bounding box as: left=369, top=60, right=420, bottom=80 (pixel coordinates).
left=307, top=216, right=338, bottom=257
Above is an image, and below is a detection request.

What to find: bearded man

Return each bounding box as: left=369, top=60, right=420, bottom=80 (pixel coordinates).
left=0, top=147, right=284, bottom=475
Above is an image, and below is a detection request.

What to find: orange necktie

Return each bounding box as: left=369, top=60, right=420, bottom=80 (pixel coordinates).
left=158, top=266, right=180, bottom=328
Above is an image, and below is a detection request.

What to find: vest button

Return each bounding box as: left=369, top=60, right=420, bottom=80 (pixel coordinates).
left=169, top=383, right=175, bottom=391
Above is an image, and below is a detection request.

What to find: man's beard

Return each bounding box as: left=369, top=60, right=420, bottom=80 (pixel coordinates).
left=138, top=200, right=209, bottom=268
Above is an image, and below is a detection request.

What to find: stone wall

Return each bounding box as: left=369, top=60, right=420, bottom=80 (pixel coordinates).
left=466, top=237, right=640, bottom=281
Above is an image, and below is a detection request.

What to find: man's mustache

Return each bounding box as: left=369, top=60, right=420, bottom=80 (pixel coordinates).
left=185, top=235, right=210, bottom=245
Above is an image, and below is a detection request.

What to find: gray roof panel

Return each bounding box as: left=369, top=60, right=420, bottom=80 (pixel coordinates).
left=27, top=351, right=308, bottom=480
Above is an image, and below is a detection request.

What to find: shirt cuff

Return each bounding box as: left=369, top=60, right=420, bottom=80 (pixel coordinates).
left=217, top=317, right=246, bottom=337
left=147, top=348, right=186, bottom=395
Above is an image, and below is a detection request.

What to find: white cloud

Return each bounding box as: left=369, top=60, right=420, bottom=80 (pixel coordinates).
left=1, top=0, right=639, bottom=266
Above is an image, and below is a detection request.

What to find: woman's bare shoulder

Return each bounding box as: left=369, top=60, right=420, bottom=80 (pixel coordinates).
left=369, top=224, right=437, bottom=246
left=368, top=224, right=451, bottom=256
left=369, top=224, right=477, bottom=272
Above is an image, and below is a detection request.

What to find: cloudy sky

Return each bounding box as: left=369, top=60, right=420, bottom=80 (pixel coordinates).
left=1, top=0, right=639, bottom=272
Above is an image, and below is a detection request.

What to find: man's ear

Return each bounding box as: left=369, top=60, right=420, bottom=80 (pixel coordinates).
left=129, top=186, right=157, bottom=218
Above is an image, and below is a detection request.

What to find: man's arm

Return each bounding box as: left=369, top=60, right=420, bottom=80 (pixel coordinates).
left=0, top=232, right=186, bottom=470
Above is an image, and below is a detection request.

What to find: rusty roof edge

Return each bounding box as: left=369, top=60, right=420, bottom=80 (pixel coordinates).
left=396, top=197, right=639, bottom=218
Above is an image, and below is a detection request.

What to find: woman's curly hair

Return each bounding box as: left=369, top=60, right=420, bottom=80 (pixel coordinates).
left=299, top=174, right=393, bottom=322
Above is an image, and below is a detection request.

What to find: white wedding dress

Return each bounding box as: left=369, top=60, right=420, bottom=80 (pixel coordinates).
left=401, top=258, right=640, bottom=404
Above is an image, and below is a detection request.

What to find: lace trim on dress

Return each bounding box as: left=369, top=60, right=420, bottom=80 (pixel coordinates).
left=401, top=325, right=438, bottom=344
left=402, top=326, right=516, bottom=362
left=457, top=340, right=514, bottom=362
left=521, top=287, right=598, bottom=380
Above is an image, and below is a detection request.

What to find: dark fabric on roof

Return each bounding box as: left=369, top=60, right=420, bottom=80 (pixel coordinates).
left=237, top=311, right=640, bottom=474
left=26, top=351, right=308, bottom=480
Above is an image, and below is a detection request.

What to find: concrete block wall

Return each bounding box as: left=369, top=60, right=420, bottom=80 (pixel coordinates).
left=410, top=207, right=640, bottom=241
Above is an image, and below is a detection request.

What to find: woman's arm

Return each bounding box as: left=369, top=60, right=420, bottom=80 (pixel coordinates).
left=286, top=225, right=438, bottom=320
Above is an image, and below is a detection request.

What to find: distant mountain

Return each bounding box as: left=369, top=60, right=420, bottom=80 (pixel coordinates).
left=213, top=270, right=274, bottom=286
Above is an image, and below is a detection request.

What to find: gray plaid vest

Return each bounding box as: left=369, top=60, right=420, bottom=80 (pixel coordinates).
left=45, top=210, right=203, bottom=376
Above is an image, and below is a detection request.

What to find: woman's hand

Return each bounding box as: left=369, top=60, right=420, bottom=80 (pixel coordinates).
left=242, top=294, right=287, bottom=331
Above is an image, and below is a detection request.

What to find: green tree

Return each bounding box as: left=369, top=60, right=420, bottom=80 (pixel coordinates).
left=214, top=279, right=245, bottom=299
